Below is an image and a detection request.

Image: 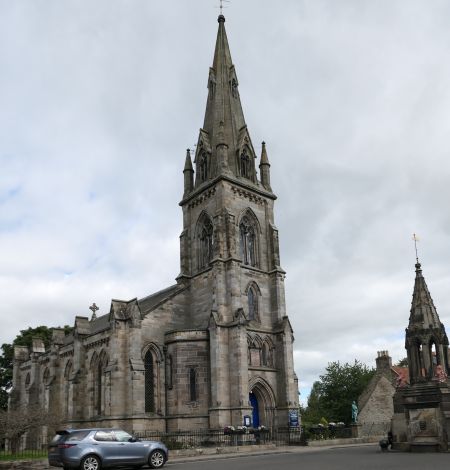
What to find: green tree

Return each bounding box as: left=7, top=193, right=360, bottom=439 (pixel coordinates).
left=301, top=381, right=324, bottom=425
left=396, top=357, right=408, bottom=367
left=0, top=325, right=72, bottom=410
left=317, top=360, right=375, bottom=424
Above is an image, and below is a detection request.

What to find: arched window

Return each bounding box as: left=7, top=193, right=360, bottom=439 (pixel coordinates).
left=240, top=149, right=251, bottom=178
left=166, top=354, right=173, bottom=390
left=189, top=368, right=197, bottom=402
left=240, top=215, right=258, bottom=267
left=93, top=352, right=108, bottom=416
left=262, top=342, right=273, bottom=367
left=145, top=350, right=155, bottom=413
left=64, top=361, right=72, bottom=418
left=248, top=336, right=262, bottom=367
left=198, top=216, right=214, bottom=269
left=199, top=152, right=208, bottom=182
left=96, top=361, right=103, bottom=415
left=248, top=286, right=258, bottom=321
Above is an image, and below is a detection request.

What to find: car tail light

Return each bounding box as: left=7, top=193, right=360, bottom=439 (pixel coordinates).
left=58, top=444, right=77, bottom=449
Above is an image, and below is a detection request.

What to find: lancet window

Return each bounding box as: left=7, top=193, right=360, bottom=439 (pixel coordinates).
left=198, top=215, right=214, bottom=269
left=240, top=149, right=251, bottom=179
left=199, top=152, right=208, bottom=182
left=93, top=352, right=108, bottom=416
left=144, top=350, right=155, bottom=413
left=64, top=361, right=73, bottom=418
left=247, top=285, right=259, bottom=321
left=240, top=215, right=258, bottom=267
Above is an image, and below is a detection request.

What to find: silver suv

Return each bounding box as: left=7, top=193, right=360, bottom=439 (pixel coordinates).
left=48, top=428, right=168, bottom=470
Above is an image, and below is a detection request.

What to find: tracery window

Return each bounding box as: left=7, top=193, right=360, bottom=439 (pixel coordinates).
left=240, top=149, right=251, bottom=178
left=198, top=216, right=214, bottom=269
left=240, top=215, right=258, bottom=267
left=144, top=350, right=155, bottom=413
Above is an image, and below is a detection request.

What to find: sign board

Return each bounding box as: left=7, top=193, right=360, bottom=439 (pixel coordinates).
left=243, top=415, right=251, bottom=427
left=289, top=409, right=299, bottom=427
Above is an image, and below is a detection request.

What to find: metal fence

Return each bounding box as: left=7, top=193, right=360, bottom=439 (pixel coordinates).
left=135, top=427, right=307, bottom=449
left=1, top=425, right=363, bottom=461
left=0, top=437, right=48, bottom=461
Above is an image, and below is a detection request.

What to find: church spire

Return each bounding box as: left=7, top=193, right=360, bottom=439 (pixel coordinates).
left=408, top=262, right=441, bottom=329
left=193, top=15, right=257, bottom=186
left=405, top=261, right=449, bottom=383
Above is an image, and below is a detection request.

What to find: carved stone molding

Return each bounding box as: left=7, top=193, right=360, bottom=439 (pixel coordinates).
left=84, top=337, right=110, bottom=351
left=188, top=188, right=216, bottom=208
left=231, top=186, right=265, bottom=205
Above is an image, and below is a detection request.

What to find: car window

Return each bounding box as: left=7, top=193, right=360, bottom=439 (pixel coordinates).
left=49, top=434, right=65, bottom=445
left=65, top=431, right=91, bottom=442
left=114, top=430, right=133, bottom=442
left=94, top=431, right=116, bottom=442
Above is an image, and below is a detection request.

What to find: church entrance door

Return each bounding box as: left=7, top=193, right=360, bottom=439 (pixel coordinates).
left=249, top=391, right=259, bottom=427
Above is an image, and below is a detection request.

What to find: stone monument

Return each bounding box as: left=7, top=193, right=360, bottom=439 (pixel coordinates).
left=391, top=260, right=450, bottom=452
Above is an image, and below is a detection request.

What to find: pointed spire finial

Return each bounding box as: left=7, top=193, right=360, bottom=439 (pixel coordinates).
left=218, top=0, right=229, bottom=20
left=412, top=233, right=421, bottom=269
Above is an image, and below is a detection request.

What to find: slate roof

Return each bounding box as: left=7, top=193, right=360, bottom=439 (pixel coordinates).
left=138, top=284, right=180, bottom=314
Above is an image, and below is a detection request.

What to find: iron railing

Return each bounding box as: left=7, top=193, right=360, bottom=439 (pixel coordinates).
left=1, top=423, right=378, bottom=461
left=135, top=427, right=307, bottom=449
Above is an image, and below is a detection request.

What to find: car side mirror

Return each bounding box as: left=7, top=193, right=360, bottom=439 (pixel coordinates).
left=128, top=437, right=138, bottom=443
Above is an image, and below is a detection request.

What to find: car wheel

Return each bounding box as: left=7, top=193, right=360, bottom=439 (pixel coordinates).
left=148, top=449, right=166, bottom=468
left=80, top=454, right=101, bottom=470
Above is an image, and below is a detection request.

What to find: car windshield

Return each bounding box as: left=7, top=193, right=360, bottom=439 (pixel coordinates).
left=114, top=430, right=133, bottom=442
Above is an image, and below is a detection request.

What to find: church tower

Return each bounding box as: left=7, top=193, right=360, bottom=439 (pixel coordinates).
left=392, top=261, right=450, bottom=451
left=177, top=15, right=298, bottom=428
left=9, top=14, right=298, bottom=435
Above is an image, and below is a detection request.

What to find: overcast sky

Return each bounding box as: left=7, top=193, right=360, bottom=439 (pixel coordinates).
left=2, top=0, right=450, bottom=405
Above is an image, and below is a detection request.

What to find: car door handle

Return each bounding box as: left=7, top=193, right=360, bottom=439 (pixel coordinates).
left=119, top=443, right=126, bottom=445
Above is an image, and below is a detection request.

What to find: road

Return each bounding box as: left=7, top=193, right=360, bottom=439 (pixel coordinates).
left=166, top=445, right=449, bottom=470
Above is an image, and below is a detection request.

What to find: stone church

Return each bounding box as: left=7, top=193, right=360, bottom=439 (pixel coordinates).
left=10, top=15, right=299, bottom=433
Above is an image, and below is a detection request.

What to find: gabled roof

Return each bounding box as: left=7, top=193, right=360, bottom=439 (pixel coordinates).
left=138, top=284, right=181, bottom=314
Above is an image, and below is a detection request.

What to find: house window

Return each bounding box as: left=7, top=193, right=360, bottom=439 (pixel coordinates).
left=145, top=350, right=155, bottom=412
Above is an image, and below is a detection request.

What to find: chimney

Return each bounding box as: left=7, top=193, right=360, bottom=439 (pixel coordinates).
left=376, top=350, right=392, bottom=371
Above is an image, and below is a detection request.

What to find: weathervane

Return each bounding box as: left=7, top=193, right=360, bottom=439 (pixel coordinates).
left=412, top=233, right=420, bottom=263
left=218, top=0, right=230, bottom=15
